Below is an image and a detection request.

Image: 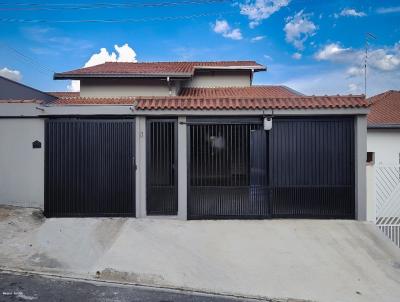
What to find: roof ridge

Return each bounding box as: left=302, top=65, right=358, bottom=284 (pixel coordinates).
left=102, top=60, right=259, bottom=64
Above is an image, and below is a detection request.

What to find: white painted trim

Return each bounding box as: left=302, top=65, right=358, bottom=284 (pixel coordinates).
left=0, top=103, right=369, bottom=117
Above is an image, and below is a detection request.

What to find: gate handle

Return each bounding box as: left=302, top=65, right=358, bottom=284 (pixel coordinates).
left=133, top=156, right=137, bottom=171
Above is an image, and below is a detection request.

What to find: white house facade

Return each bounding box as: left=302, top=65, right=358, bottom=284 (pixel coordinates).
left=0, top=61, right=369, bottom=220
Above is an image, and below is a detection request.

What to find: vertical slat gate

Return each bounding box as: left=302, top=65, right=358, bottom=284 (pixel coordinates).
left=269, top=117, right=355, bottom=218
left=187, top=117, right=355, bottom=220
left=188, top=120, right=269, bottom=219
left=45, top=119, right=135, bottom=217
left=146, top=118, right=178, bottom=215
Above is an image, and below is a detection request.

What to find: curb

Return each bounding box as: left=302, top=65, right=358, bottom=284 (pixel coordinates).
left=0, top=267, right=285, bottom=301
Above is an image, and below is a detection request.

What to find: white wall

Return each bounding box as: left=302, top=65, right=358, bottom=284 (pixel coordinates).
left=367, top=129, right=400, bottom=165
left=0, top=118, right=44, bottom=209
left=184, top=71, right=251, bottom=88
left=80, top=78, right=176, bottom=97
left=79, top=71, right=252, bottom=97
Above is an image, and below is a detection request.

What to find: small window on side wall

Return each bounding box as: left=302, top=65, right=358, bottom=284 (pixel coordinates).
left=367, top=152, right=375, bottom=165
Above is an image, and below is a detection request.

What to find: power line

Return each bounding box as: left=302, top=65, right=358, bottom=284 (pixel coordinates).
left=0, top=43, right=55, bottom=76
left=0, top=0, right=230, bottom=11
left=0, top=10, right=236, bottom=23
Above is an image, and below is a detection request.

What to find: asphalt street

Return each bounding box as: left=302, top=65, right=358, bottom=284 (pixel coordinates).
left=0, top=271, right=262, bottom=302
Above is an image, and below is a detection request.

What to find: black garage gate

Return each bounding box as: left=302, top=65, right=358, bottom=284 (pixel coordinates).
left=187, top=117, right=355, bottom=219
left=45, top=119, right=136, bottom=217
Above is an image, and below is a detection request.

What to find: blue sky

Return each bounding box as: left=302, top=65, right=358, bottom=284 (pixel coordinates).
left=0, top=0, right=399, bottom=96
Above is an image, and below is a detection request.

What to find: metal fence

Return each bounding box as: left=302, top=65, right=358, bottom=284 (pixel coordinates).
left=375, top=165, right=400, bottom=247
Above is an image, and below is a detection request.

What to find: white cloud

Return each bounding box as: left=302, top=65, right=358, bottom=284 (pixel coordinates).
left=286, top=41, right=400, bottom=96
left=284, top=10, right=317, bottom=50
left=292, top=52, right=302, bottom=59
left=251, top=35, right=265, bottom=42
left=335, top=8, right=366, bottom=18
left=314, top=42, right=400, bottom=72
left=212, top=20, right=243, bottom=40
left=314, top=43, right=353, bottom=61
left=346, top=66, right=363, bottom=78
left=282, top=67, right=400, bottom=96
left=376, top=6, right=400, bottom=14
left=263, top=54, right=273, bottom=60
left=240, top=0, right=290, bottom=28
left=67, top=80, right=80, bottom=92
left=348, top=83, right=361, bottom=93
left=0, top=67, right=22, bottom=82
left=68, top=43, right=137, bottom=92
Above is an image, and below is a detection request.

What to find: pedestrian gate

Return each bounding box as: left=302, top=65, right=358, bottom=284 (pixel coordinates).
left=146, top=119, right=178, bottom=215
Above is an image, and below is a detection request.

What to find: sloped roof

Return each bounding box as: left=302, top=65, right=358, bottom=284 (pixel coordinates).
left=179, top=86, right=302, bottom=98
left=135, top=95, right=367, bottom=110
left=48, top=94, right=368, bottom=110
left=47, top=91, right=79, bottom=98
left=54, top=61, right=265, bottom=79
left=368, top=90, right=400, bottom=127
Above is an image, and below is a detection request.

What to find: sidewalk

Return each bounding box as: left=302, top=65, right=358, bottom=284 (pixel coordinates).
left=1, top=205, right=400, bottom=302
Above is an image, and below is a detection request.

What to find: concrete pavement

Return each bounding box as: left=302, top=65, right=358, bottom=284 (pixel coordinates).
left=0, top=206, right=400, bottom=302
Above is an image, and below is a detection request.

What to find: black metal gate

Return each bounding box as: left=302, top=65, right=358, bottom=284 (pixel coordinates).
left=45, top=119, right=136, bottom=217
left=146, top=118, right=178, bottom=215
left=187, top=117, right=355, bottom=220
left=188, top=119, right=269, bottom=219
left=269, top=117, right=355, bottom=218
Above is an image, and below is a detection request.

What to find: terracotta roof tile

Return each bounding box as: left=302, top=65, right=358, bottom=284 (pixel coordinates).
left=54, top=61, right=265, bottom=78
left=135, top=96, right=367, bottom=110
left=0, top=99, right=43, bottom=104
left=368, top=90, right=400, bottom=126
left=48, top=95, right=367, bottom=110
left=47, top=91, right=80, bottom=98
left=179, top=86, right=302, bottom=98
left=49, top=97, right=136, bottom=105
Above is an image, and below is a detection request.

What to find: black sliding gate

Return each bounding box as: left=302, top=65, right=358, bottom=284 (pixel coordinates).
left=45, top=119, right=136, bottom=217
left=187, top=117, right=355, bottom=219
left=146, top=119, right=178, bottom=215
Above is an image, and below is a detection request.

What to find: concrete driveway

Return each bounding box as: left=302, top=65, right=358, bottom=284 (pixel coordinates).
left=0, top=205, right=400, bottom=302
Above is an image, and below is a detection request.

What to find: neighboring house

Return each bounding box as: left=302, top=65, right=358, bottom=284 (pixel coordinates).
left=0, top=75, right=56, bottom=102
left=367, top=90, right=400, bottom=165
left=366, top=91, right=400, bottom=245
left=0, top=60, right=369, bottom=220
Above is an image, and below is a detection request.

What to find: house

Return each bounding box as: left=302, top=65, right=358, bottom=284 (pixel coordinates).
left=366, top=91, right=400, bottom=242
left=0, top=60, right=369, bottom=220
left=367, top=90, right=400, bottom=165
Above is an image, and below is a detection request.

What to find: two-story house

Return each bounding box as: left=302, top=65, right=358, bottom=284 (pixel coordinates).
left=0, top=60, right=370, bottom=220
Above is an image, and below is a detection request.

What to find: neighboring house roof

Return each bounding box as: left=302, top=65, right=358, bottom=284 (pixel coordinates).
left=0, top=75, right=56, bottom=102
left=48, top=94, right=367, bottom=110
left=368, top=90, right=400, bottom=128
left=54, top=61, right=266, bottom=79
left=179, top=86, right=302, bottom=98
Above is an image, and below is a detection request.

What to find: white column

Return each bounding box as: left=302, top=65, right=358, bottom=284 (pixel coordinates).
left=355, top=115, right=367, bottom=220
left=177, top=116, right=188, bottom=220
left=135, top=116, right=147, bottom=218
